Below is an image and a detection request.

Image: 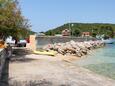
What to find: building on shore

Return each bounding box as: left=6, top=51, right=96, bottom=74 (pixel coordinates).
left=82, top=32, right=91, bottom=37
left=62, top=29, right=70, bottom=36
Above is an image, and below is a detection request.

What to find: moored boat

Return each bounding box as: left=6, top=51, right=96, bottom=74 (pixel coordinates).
left=102, top=38, right=115, bottom=44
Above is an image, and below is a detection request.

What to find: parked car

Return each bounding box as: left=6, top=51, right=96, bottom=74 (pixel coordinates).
left=5, top=36, right=16, bottom=47
left=17, top=40, right=27, bottom=47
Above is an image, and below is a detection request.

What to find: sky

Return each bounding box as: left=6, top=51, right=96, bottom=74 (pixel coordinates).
left=19, top=0, right=115, bottom=32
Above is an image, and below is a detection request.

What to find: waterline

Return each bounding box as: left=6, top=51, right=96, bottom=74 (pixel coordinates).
left=73, top=44, right=115, bottom=79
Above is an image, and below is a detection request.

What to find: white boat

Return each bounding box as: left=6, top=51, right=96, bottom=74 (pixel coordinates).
left=102, top=38, right=115, bottom=44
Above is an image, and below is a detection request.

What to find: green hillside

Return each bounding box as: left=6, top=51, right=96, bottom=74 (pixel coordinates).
left=45, top=23, right=115, bottom=38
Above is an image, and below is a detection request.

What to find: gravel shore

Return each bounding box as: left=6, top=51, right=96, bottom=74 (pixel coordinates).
left=9, top=54, right=115, bottom=86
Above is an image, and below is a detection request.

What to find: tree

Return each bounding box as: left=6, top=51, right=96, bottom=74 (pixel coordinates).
left=106, top=26, right=114, bottom=38
left=92, top=32, right=97, bottom=37
left=45, top=30, right=54, bottom=35
left=0, top=0, right=31, bottom=40
left=72, top=28, right=81, bottom=37
left=99, top=26, right=114, bottom=38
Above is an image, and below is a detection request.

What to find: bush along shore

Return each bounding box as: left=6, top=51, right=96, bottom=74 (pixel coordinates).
left=43, top=40, right=105, bottom=57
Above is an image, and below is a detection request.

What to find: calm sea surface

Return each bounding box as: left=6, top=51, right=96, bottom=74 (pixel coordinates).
left=73, top=43, right=115, bottom=80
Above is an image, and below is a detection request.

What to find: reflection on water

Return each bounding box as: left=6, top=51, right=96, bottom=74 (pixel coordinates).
left=74, top=44, right=115, bottom=79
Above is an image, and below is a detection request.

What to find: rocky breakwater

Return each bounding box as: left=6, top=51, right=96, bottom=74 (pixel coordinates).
left=43, top=40, right=105, bottom=57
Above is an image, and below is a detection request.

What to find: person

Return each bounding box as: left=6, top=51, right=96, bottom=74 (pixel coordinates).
left=0, top=40, right=7, bottom=48
left=15, top=38, right=18, bottom=45
left=6, top=44, right=12, bottom=59
left=0, top=40, right=11, bottom=60
left=26, top=37, right=30, bottom=43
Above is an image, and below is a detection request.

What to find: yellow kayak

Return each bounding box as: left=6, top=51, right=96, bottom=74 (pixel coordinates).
left=33, top=50, right=57, bottom=56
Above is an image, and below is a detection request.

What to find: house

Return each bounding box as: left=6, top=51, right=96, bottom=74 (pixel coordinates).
left=62, top=29, right=70, bottom=36
left=82, top=32, right=91, bottom=37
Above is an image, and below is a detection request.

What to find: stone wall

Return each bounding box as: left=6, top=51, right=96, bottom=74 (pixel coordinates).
left=36, top=36, right=96, bottom=49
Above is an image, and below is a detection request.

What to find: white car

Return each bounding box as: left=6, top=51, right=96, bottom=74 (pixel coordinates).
left=6, top=36, right=16, bottom=47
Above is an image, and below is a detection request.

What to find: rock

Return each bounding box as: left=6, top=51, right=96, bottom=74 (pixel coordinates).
left=42, top=40, right=105, bottom=57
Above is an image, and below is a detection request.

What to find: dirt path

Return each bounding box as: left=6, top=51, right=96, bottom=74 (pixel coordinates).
left=9, top=54, right=115, bottom=86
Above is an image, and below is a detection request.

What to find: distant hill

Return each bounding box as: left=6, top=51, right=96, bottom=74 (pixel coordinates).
left=45, top=23, right=115, bottom=38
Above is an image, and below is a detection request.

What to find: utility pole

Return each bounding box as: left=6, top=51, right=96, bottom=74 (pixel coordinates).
left=69, top=23, right=71, bottom=36
left=71, top=24, right=74, bottom=37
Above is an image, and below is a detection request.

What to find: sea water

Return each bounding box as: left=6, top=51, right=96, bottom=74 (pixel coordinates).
left=73, top=44, right=115, bottom=80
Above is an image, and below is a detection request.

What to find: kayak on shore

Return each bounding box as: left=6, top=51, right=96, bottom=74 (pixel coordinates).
left=33, top=50, right=57, bottom=56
